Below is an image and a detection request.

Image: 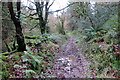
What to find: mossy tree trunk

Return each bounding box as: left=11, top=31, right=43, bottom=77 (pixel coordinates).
left=8, top=1, right=26, bottom=52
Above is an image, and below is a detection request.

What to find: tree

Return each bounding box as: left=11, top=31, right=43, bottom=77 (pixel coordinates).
left=56, top=12, right=66, bottom=35
left=35, top=1, right=48, bottom=34
left=8, top=0, right=26, bottom=51
left=26, top=0, right=55, bottom=34
left=2, top=2, right=15, bottom=52
left=25, top=0, right=75, bottom=34
left=67, top=2, right=118, bottom=30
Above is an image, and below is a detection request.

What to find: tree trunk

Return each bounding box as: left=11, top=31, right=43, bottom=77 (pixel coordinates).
left=13, top=19, right=26, bottom=51
left=61, top=20, right=65, bottom=35
left=35, top=1, right=50, bottom=34
left=60, top=17, right=65, bottom=35
left=117, top=2, right=120, bottom=60
left=8, top=2, right=26, bottom=52
left=35, top=2, right=46, bottom=34
left=45, top=2, right=49, bottom=33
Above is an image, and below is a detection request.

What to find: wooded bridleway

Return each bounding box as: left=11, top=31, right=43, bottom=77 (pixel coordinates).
left=47, top=36, right=95, bottom=78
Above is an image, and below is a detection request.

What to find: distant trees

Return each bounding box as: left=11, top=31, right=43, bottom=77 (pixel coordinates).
left=34, top=1, right=49, bottom=34
left=8, top=0, right=26, bottom=51
left=67, top=2, right=118, bottom=31
left=25, top=0, right=56, bottom=34
left=59, top=16, right=66, bottom=35
left=25, top=0, right=75, bottom=34
left=2, top=2, right=15, bottom=52
left=56, top=12, right=66, bottom=35
left=118, top=2, right=120, bottom=45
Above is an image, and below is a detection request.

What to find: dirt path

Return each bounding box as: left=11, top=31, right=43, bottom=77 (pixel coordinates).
left=48, top=36, right=94, bottom=78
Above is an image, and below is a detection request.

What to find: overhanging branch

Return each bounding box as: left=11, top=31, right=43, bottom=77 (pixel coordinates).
left=48, top=0, right=55, bottom=9
left=27, top=6, right=36, bottom=10
left=48, top=2, right=76, bottom=14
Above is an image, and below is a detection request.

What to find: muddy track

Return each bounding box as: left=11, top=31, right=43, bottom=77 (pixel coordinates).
left=48, top=36, right=94, bottom=78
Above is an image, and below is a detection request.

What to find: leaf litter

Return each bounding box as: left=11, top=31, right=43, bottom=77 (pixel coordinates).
left=47, top=36, right=95, bottom=78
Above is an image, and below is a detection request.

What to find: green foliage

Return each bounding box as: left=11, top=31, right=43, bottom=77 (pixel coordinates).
left=24, top=70, right=36, bottom=78
left=26, top=34, right=51, bottom=47
left=20, top=44, right=56, bottom=77
left=48, top=34, right=68, bottom=43
left=89, top=53, right=114, bottom=75
left=86, top=41, right=119, bottom=77
left=83, top=14, right=119, bottom=76
left=1, top=42, right=56, bottom=78
left=4, top=41, right=12, bottom=52
left=84, top=26, right=105, bottom=41
left=1, top=1, right=119, bottom=78
left=103, top=14, right=118, bottom=30
left=3, top=38, right=17, bottom=52
left=112, top=60, right=120, bottom=70
left=73, top=3, right=88, bottom=18
left=0, top=58, right=9, bottom=79
left=1, top=34, right=59, bottom=78
left=22, top=51, right=43, bottom=73
left=67, top=2, right=119, bottom=78
left=0, top=52, right=22, bottom=79
left=25, top=35, right=40, bottom=39
left=56, top=22, right=65, bottom=35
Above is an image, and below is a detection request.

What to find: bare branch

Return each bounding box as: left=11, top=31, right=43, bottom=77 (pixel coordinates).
left=29, top=17, right=39, bottom=20
left=27, top=6, right=36, bottom=10
left=48, top=0, right=55, bottom=10
left=29, top=24, right=38, bottom=31
left=23, top=13, right=37, bottom=18
left=29, top=13, right=37, bottom=16
left=28, top=0, right=36, bottom=5
left=48, top=2, right=76, bottom=14
left=17, top=0, right=21, bottom=19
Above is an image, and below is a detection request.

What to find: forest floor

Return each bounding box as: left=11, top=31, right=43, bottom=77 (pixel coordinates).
left=47, top=36, right=95, bottom=78
left=2, top=35, right=119, bottom=78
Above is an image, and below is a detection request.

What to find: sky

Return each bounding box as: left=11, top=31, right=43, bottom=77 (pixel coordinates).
left=21, top=0, right=69, bottom=16
left=21, top=0, right=96, bottom=16
left=49, top=0, right=69, bottom=11
left=48, top=0, right=69, bottom=16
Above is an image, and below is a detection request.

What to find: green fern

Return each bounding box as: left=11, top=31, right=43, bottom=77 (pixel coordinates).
left=24, top=70, right=36, bottom=78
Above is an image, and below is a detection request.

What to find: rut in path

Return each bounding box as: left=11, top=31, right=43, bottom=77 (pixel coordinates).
left=48, top=36, right=94, bottom=78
